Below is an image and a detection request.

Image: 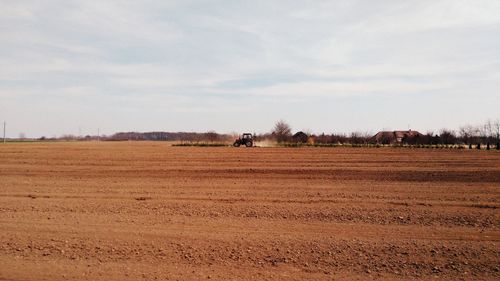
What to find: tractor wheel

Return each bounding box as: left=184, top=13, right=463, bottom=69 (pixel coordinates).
left=245, top=141, right=253, bottom=147
left=233, top=142, right=240, bottom=147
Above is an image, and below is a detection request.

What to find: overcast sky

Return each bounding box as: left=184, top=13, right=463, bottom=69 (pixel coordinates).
left=1, top=0, right=499, bottom=137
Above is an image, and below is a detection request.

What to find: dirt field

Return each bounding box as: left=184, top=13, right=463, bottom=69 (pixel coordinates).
left=0, top=142, right=498, bottom=280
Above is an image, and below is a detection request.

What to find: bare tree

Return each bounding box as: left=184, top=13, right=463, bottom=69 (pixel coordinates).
left=485, top=120, right=493, bottom=139
left=272, top=120, right=292, bottom=143
left=478, top=121, right=490, bottom=139
left=492, top=119, right=500, bottom=141
left=439, top=129, right=457, bottom=145
left=204, top=131, right=219, bottom=142
left=350, top=132, right=365, bottom=144
left=421, top=131, right=436, bottom=145
left=458, top=125, right=476, bottom=144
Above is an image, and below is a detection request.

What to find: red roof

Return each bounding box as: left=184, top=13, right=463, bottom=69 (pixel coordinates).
left=372, top=130, right=422, bottom=143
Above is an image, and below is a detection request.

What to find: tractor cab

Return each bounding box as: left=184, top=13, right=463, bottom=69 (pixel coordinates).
left=233, top=133, right=253, bottom=147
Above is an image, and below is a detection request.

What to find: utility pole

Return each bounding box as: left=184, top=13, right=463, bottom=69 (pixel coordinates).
left=3, top=121, right=5, bottom=144
left=97, top=128, right=100, bottom=142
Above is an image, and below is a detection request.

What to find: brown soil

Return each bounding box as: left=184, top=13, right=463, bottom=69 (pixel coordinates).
left=0, top=142, right=499, bottom=280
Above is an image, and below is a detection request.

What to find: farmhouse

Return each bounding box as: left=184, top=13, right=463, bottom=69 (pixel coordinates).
left=371, top=130, right=422, bottom=144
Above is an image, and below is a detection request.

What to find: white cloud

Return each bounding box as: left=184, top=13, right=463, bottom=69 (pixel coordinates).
left=0, top=0, right=499, bottom=137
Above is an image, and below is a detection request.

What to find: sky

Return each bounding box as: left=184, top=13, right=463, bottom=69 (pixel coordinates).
left=1, top=0, right=499, bottom=138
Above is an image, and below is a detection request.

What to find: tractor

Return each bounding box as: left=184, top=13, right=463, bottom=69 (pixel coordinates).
left=233, top=133, right=253, bottom=147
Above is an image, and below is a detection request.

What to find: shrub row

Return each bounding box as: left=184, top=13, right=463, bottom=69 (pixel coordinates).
left=172, top=142, right=228, bottom=147
left=279, top=143, right=499, bottom=150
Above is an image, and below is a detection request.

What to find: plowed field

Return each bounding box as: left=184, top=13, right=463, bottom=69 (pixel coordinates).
left=0, top=142, right=499, bottom=280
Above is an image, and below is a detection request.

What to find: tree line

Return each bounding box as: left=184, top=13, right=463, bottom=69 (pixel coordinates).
left=264, top=119, right=500, bottom=146
left=37, top=119, right=500, bottom=147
